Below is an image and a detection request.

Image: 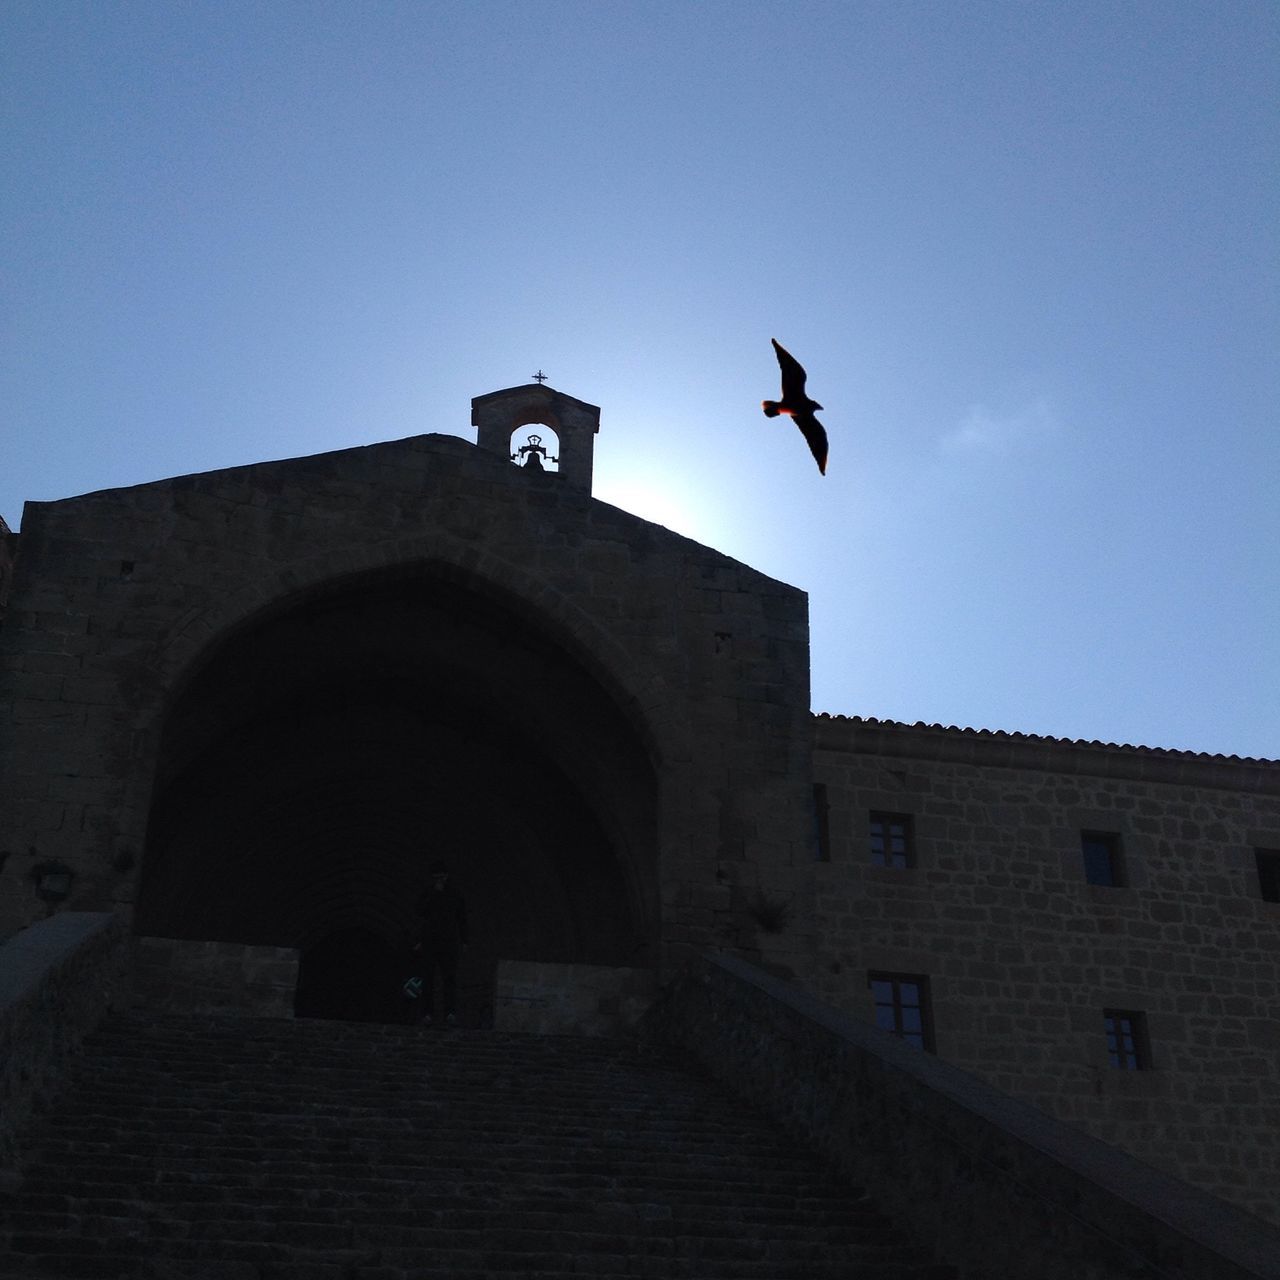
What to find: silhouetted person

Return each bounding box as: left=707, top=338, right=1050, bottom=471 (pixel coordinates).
left=762, top=337, right=829, bottom=474
left=413, top=862, right=468, bottom=1026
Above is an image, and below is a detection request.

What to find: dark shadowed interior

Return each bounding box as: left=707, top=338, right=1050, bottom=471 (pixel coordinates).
left=137, top=567, right=659, bottom=1022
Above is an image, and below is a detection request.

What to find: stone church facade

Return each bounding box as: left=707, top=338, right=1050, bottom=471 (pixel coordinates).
left=1, top=383, right=1277, bottom=1225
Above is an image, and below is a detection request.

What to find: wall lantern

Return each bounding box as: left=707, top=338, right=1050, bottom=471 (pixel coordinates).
left=31, top=861, right=75, bottom=905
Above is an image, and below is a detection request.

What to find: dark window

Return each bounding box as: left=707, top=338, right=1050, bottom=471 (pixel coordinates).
left=1104, top=1009, right=1149, bottom=1070
left=1081, top=831, right=1124, bottom=886
left=868, top=972, right=933, bottom=1051
left=870, top=812, right=913, bottom=869
left=812, top=784, right=831, bottom=862
left=1256, top=849, right=1280, bottom=903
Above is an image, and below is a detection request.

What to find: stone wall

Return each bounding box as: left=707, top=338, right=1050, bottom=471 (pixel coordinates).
left=493, top=960, right=657, bottom=1036
left=0, top=432, right=815, bottom=977
left=0, top=512, right=15, bottom=626
left=0, top=912, right=130, bottom=1173
left=811, top=715, right=1280, bottom=1224
left=129, top=937, right=299, bottom=1017
left=643, top=951, right=1280, bottom=1280
left=0, top=918, right=294, bottom=1174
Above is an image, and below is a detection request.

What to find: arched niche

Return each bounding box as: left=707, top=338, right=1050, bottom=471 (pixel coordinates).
left=136, top=565, right=659, bottom=1022
left=510, top=424, right=560, bottom=472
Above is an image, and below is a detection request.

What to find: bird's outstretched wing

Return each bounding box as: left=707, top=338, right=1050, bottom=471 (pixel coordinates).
left=772, top=338, right=809, bottom=401
left=793, top=411, right=828, bottom=475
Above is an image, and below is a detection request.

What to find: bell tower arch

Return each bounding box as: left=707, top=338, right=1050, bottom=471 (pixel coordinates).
left=472, top=381, right=601, bottom=494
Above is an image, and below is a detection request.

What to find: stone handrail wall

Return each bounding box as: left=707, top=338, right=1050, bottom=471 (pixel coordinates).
left=0, top=912, right=130, bottom=1173
left=641, top=952, right=1280, bottom=1280
left=493, top=960, right=657, bottom=1036
left=131, top=936, right=299, bottom=1017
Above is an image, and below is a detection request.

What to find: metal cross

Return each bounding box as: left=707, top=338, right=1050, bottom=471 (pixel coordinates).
left=531, top=370, right=548, bottom=385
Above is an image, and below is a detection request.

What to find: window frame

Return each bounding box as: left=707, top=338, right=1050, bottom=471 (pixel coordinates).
left=1255, top=848, right=1280, bottom=903
left=868, top=971, right=934, bottom=1052
left=812, top=783, right=832, bottom=863
left=1081, top=829, right=1126, bottom=887
left=869, top=811, right=914, bottom=870
left=1103, top=1008, right=1150, bottom=1071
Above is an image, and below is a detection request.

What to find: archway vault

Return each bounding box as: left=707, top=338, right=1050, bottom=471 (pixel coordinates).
left=137, top=564, right=661, bottom=1022
left=149, top=530, right=688, bottom=771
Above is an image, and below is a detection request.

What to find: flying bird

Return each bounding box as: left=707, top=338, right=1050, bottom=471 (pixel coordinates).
left=762, top=338, right=828, bottom=474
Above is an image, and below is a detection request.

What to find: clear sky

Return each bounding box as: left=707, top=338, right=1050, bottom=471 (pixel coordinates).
left=3, top=1, right=1277, bottom=759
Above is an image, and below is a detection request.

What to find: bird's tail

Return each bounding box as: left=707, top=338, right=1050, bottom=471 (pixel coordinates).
left=761, top=400, right=782, bottom=417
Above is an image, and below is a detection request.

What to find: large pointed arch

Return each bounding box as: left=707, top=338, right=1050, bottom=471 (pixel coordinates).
left=134, top=540, right=675, bottom=1022
left=144, top=528, right=687, bottom=768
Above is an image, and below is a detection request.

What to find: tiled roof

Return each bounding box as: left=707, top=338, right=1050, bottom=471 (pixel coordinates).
left=812, top=712, right=1278, bottom=767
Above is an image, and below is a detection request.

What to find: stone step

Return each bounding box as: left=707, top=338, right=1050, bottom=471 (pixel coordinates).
left=8, top=1215, right=917, bottom=1256
left=0, top=1011, right=958, bottom=1279
left=29, top=1121, right=790, bottom=1152
left=7, top=1243, right=952, bottom=1280
left=3, top=1257, right=956, bottom=1280
left=10, top=1172, right=854, bottom=1206
left=16, top=1149, right=846, bottom=1184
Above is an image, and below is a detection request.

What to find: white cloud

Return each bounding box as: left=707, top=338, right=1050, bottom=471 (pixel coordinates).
left=941, top=397, right=1058, bottom=454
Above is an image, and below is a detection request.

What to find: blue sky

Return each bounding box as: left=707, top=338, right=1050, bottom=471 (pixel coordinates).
left=3, top=1, right=1277, bottom=758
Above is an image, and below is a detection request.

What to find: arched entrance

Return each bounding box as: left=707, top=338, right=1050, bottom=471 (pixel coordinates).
left=136, top=567, right=659, bottom=1023
left=295, top=927, right=405, bottom=1023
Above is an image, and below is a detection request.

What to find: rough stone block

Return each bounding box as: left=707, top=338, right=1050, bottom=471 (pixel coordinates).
left=493, top=961, right=657, bottom=1037
left=130, top=936, right=299, bottom=1017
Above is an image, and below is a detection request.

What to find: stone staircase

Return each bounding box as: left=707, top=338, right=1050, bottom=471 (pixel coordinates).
left=0, top=1012, right=959, bottom=1279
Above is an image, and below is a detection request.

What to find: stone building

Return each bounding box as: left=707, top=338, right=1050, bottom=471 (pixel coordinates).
left=0, top=514, right=16, bottom=626
left=813, top=715, right=1280, bottom=1223
left=1, top=382, right=1276, bottom=1225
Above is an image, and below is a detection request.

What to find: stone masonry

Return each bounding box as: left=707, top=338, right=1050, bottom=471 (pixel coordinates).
left=0, top=514, right=15, bottom=626
left=812, top=713, right=1280, bottom=1224
left=0, top=406, right=816, bottom=982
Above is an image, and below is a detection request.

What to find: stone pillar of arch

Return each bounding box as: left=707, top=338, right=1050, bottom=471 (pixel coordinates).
left=471, top=383, right=601, bottom=494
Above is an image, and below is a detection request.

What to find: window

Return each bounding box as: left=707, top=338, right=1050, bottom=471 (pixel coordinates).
left=1081, top=831, right=1124, bottom=887
left=868, top=973, right=933, bottom=1051
left=1256, top=849, right=1280, bottom=903
left=870, top=812, right=913, bottom=869
left=1104, top=1009, right=1149, bottom=1070
left=812, top=784, right=831, bottom=862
